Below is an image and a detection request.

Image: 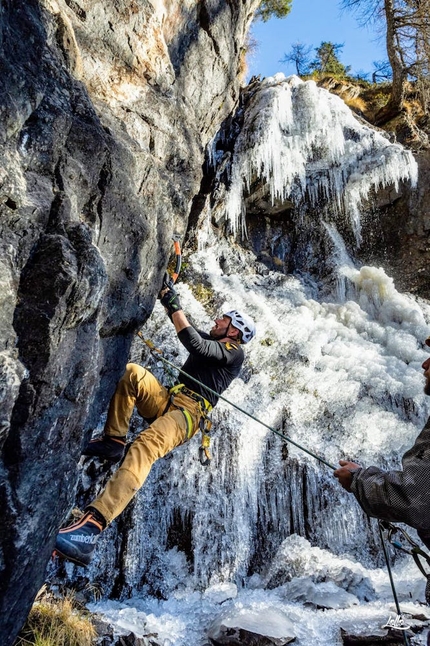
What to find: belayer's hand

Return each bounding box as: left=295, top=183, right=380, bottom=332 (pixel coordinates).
left=333, top=460, right=361, bottom=492
left=160, top=286, right=182, bottom=317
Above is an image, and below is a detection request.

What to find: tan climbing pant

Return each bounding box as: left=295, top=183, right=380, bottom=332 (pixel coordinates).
left=90, top=363, right=203, bottom=524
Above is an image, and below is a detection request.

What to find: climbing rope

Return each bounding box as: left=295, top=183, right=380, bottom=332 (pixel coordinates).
left=138, top=334, right=420, bottom=643
left=138, top=332, right=336, bottom=469
left=378, top=522, right=412, bottom=645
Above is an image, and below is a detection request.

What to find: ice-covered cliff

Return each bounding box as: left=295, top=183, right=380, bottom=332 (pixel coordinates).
left=212, top=74, right=417, bottom=242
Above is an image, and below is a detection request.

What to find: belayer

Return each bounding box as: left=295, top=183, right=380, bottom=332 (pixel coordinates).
left=55, top=282, right=256, bottom=566
left=334, top=339, right=430, bottom=550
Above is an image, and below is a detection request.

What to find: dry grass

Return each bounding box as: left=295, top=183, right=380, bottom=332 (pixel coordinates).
left=14, top=592, right=96, bottom=646
left=342, top=95, right=368, bottom=113
left=189, top=282, right=215, bottom=308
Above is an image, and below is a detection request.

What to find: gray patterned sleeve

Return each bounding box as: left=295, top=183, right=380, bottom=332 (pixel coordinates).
left=350, top=466, right=413, bottom=524
left=350, top=419, right=430, bottom=532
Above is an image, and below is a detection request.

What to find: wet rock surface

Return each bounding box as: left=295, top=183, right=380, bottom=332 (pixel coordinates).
left=340, top=628, right=406, bottom=645
left=356, top=150, right=430, bottom=300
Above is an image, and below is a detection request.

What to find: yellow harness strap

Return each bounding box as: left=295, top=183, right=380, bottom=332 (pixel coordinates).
left=169, top=384, right=213, bottom=464
left=182, top=408, right=194, bottom=440
left=169, top=383, right=212, bottom=413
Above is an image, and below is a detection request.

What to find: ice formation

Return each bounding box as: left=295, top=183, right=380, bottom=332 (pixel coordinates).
left=213, top=74, right=417, bottom=242
left=87, top=76, right=430, bottom=645
left=89, top=240, right=430, bottom=643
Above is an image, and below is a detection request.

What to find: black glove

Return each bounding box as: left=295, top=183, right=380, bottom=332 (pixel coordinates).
left=160, top=287, right=182, bottom=317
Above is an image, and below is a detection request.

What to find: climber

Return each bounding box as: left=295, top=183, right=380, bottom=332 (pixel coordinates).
left=334, top=344, right=430, bottom=550
left=54, top=283, right=256, bottom=566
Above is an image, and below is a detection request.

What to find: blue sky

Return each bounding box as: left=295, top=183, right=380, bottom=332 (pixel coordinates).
left=247, top=0, right=386, bottom=80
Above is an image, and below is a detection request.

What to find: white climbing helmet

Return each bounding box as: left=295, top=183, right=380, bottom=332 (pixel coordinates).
left=224, top=310, right=256, bottom=344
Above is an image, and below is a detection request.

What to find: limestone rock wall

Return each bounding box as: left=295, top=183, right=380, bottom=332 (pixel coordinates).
left=0, top=1, right=259, bottom=643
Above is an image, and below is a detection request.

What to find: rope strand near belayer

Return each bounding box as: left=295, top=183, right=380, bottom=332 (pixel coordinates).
left=137, top=333, right=418, bottom=643
left=378, top=522, right=412, bottom=644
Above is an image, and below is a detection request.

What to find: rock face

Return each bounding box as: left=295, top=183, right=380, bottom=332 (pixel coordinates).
left=356, top=150, right=430, bottom=300
left=0, top=1, right=259, bottom=643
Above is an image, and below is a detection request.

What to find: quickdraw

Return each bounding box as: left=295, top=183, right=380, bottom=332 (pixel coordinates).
left=137, top=333, right=162, bottom=354
left=198, top=416, right=212, bottom=467
left=382, top=520, right=430, bottom=605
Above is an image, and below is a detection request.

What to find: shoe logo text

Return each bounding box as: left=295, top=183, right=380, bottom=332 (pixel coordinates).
left=70, top=534, right=98, bottom=544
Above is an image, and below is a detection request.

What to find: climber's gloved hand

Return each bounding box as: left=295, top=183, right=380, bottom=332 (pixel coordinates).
left=160, top=287, right=182, bottom=317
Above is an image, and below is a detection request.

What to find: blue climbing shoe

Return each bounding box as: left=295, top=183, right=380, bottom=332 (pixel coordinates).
left=55, top=511, right=104, bottom=567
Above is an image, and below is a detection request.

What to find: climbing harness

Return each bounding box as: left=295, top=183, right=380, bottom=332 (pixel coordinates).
left=168, top=383, right=213, bottom=465
left=138, top=335, right=420, bottom=644
left=169, top=383, right=212, bottom=414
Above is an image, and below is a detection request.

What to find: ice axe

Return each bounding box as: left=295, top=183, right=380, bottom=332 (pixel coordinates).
left=162, top=233, right=182, bottom=289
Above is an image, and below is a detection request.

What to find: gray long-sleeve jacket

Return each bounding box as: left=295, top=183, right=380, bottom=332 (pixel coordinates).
left=351, top=416, right=430, bottom=548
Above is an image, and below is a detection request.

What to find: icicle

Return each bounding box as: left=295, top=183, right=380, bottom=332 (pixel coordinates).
left=223, top=75, right=417, bottom=242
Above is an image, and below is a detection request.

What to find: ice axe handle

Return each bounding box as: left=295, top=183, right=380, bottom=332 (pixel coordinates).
left=163, top=272, right=174, bottom=290
left=171, top=237, right=182, bottom=284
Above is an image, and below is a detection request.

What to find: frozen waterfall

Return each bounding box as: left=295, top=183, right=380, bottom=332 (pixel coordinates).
left=211, top=74, right=418, bottom=242
left=88, top=243, right=430, bottom=644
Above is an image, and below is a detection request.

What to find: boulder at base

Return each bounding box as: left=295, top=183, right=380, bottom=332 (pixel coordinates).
left=207, top=606, right=296, bottom=645
left=282, top=577, right=359, bottom=609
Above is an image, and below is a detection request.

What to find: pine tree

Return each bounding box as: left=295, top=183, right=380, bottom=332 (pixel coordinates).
left=256, top=0, right=293, bottom=22
left=342, top=0, right=430, bottom=120
left=310, top=42, right=351, bottom=77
